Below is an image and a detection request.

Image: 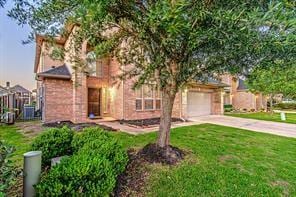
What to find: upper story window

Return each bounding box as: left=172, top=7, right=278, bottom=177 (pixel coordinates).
left=86, top=51, right=103, bottom=77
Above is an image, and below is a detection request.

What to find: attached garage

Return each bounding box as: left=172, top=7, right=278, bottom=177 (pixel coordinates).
left=187, top=91, right=212, bottom=117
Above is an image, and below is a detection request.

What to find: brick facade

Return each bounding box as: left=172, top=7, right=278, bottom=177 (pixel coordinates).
left=221, top=74, right=267, bottom=111
left=35, top=27, right=224, bottom=124
left=43, top=78, right=73, bottom=122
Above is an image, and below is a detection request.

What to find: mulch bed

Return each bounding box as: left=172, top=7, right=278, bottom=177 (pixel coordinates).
left=43, top=121, right=117, bottom=131
left=138, top=143, right=185, bottom=165
left=114, top=149, right=149, bottom=197
left=114, top=144, right=185, bottom=196
left=120, top=118, right=184, bottom=128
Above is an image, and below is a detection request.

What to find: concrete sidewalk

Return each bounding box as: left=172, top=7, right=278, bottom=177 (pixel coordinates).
left=189, top=115, right=296, bottom=138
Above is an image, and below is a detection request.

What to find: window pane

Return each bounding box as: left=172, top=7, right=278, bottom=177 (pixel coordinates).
left=144, top=99, right=153, bottom=110
left=135, top=88, right=142, bottom=98
left=156, top=99, right=161, bottom=110
left=96, top=60, right=103, bottom=77
left=143, top=85, right=153, bottom=98
left=87, top=51, right=97, bottom=76
left=136, top=99, right=142, bottom=110
left=155, top=87, right=161, bottom=98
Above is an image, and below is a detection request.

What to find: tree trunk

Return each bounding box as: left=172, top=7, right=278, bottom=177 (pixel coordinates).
left=270, top=94, right=273, bottom=114
left=157, top=88, right=177, bottom=148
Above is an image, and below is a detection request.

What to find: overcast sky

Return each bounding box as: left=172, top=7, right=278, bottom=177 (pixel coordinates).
left=0, top=1, right=35, bottom=90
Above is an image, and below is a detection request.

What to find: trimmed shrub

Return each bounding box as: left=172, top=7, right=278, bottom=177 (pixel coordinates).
left=31, top=126, right=73, bottom=166
left=35, top=134, right=128, bottom=196
left=274, top=103, right=296, bottom=110
left=224, top=104, right=233, bottom=112
left=71, top=127, right=111, bottom=152
left=0, top=141, right=18, bottom=195
left=79, top=138, right=128, bottom=174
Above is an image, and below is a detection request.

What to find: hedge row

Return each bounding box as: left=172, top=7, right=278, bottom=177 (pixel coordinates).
left=31, top=127, right=128, bottom=196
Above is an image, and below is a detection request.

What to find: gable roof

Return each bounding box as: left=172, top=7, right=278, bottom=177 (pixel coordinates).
left=34, top=24, right=77, bottom=73
left=0, top=86, right=8, bottom=96
left=37, top=64, right=71, bottom=79
left=10, top=85, right=31, bottom=93
left=237, top=78, right=248, bottom=90
left=0, top=85, right=6, bottom=91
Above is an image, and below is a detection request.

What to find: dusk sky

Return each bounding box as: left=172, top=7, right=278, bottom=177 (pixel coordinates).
left=0, top=1, right=35, bottom=90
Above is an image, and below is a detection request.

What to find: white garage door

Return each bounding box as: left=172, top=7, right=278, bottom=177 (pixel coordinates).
left=187, top=92, right=212, bottom=117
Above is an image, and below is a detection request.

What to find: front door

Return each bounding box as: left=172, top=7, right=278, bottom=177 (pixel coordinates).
left=88, top=88, right=101, bottom=117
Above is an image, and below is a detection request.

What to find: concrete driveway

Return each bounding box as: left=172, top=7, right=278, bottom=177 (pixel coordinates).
left=189, top=115, right=296, bottom=138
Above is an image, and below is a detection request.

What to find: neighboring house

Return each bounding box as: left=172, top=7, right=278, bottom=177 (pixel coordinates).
left=0, top=82, right=33, bottom=118
left=35, top=25, right=227, bottom=123
left=221, top=75, right=267, bottom=111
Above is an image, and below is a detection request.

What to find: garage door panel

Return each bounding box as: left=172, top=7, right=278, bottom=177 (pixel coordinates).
left=187, top=92, right=211, bottom=117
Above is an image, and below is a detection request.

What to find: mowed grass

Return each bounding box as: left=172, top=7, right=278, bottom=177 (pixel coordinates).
left=225, top=112, right=296, bottom=124
left=1, top=123, right=296, bottom=196
left=0, top=125, right=31, bottom=167
left=111, top=124, right=296, bottom=196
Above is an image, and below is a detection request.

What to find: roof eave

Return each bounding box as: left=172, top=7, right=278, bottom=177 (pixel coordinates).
left=37, top=73, right=71, bottom=80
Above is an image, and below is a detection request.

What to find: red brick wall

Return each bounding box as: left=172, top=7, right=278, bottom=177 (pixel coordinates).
left=232, top=91, right=256, bottom=110
left=72, top=72, right=88, bottom=123
left=44, top=78, right=73, bottom=122
left=211, top=89, right=223, bottom=115
left=108, top=58, right=124, bottom=119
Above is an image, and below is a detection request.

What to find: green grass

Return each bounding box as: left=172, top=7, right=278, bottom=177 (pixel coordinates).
left=111, top=124, right=296, bottom=196
left=0, top=125, right=31, bottom=167
left=1, top=123, right=296, bottom=196
left=225, top=112, right=296, bottom=124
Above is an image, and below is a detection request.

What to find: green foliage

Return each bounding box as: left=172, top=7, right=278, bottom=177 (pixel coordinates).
left=71, top=127, right=111, bottom=152
left=31, top=127, right=73, bottom=167
left=224, top=104, right=233, bottom=112
left=274, top=103, right=296, bottom=110
left=8, top=0, right=295, bottom=90
left=35, top=130, right=128, bottom=196
left=8, top=0, right=295, bottom=145
left=247, top=64, right=296, bottom=99
left=0, top=141, right=18, bottom=195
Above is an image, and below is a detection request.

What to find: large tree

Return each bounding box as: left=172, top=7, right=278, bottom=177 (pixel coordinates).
left=9, top=0, right=295, bottom=150
left=247, top=63, right=296, bottom=110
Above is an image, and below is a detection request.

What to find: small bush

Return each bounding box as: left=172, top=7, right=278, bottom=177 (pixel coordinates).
left=31, top=126, right=73, bottom=166
left=71, top=127, right=111, bottom=152
left=35, top=133, right=128, bottom=196
left=224, top=104, right=233, bottom=109
left=274, top=103, right=296, bottom=110
left=0, top=141, right=18, bottom=195
left=224, top=104, right=233, bottom=112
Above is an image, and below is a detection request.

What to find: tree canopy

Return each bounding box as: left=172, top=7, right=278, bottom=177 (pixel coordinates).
left=8, top=0, right=296, bottom=147
left=247, top=63, right=296, bottom=99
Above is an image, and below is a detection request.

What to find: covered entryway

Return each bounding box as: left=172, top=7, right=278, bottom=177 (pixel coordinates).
left=88, top=88, right=101, bottom=117
left=187, top=92, right=211, bottom=117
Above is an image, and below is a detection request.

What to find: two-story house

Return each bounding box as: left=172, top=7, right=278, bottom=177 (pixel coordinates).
left=35, top=25, right=227, bottom=124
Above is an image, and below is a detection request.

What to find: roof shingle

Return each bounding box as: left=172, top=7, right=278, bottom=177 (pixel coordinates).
left=37, top=64, right=71, bottom=79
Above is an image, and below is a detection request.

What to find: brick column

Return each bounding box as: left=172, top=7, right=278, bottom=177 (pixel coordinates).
left=72, top=71, right=88, bottom=123
left=211, top=89, right=223, bottom=115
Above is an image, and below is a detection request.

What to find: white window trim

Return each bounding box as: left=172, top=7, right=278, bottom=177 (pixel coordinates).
left=135, top=85, right=162, bottom=111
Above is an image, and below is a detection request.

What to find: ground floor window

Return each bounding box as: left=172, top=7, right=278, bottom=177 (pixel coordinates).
left=135, top=85, right=161, bottom=111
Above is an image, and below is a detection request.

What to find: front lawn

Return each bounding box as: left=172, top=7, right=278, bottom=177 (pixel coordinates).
left=1, top=123, right=296, bottom=196
left=0, top=125, right=31, bottom=167
left=111, top=124, right=296, bottom=196
left=225, top=112, right=296, bottom=124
